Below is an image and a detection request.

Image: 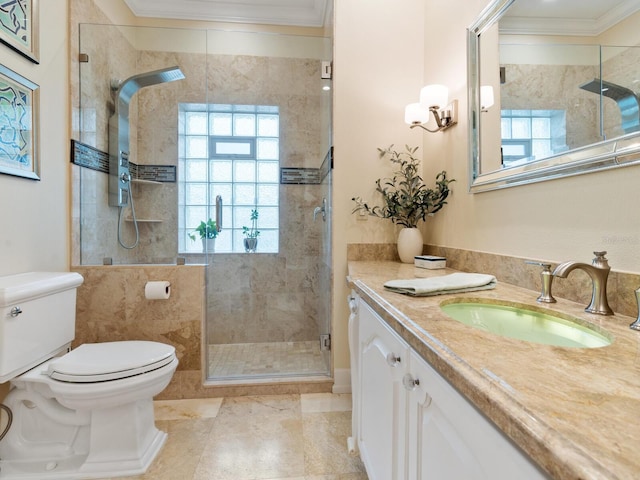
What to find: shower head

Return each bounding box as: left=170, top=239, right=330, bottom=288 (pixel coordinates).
left=114, top=66, right=185, bottom=105
left=579, top=78, right=640, bottom=134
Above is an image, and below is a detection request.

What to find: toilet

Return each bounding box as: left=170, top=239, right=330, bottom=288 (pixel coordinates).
left=0, top=272, right=178, bottom=479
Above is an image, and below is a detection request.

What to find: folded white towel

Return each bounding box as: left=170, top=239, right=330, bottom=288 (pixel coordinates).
left=384, top=272, right=497, bottom=296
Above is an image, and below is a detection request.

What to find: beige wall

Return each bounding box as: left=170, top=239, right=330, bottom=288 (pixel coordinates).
left=333, top=0, right=426, bottom=370
left=0, top=0, right=69, bottom=275
left=422, top=0, right=640, bottom=275
left=335, top=0, right=640, bottom=371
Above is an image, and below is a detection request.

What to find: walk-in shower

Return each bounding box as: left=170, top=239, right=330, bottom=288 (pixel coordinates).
left=76, top=23, right=333, bottom=387
left=108, top=67, right=185, bottom=249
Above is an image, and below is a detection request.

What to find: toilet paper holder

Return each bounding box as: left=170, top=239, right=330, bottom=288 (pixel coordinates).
left=145, top=281, right=171, bottom=300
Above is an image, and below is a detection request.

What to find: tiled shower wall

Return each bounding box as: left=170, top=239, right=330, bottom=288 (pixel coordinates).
left=502, top=44, right=640, bottom=149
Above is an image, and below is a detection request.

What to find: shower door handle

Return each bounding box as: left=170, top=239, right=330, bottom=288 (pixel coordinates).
left=215, top=195, right=223, bottom=232
left=313, top=198, right=327, bottom=222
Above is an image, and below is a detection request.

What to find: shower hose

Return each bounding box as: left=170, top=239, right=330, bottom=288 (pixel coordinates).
left=117, top=181, right=140, bottom=249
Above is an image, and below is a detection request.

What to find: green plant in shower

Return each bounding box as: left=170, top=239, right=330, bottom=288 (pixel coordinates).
left=351, top=145, right=454, bottom=228
left=188, top=219, right=219, bottom=241
left=242, top=209, right=260, bottom=238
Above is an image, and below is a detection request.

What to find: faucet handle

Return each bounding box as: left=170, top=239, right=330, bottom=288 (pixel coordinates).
left=592, top=251, right=609, bottom=269
left=525, top=261, right=556, bottom=303
left=630, top=287, right=640, bottom=331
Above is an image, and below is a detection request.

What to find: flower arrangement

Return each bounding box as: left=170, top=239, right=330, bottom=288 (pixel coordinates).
left=188, top=219, right=219, bottom=241
left=352, top=145, right=454, bottom=228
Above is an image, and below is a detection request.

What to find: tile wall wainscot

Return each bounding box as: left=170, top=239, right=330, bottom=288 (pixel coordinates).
left=347, top=243, right=640, bottom=318
left=73, top=265, right=333, bottom=399
left=72, top=265, right=205, bottom=400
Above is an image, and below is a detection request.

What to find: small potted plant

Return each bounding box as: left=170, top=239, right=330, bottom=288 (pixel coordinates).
left=352, top=145, right=454, bottom=263
left=242, top=209, right=260, bottom=253
left=188, top=219, right=218, bottom=252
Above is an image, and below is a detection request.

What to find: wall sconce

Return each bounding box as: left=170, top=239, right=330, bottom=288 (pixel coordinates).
left=405, top=84, right=458, bottom=133
left=481, top=85, right=494, bottom=112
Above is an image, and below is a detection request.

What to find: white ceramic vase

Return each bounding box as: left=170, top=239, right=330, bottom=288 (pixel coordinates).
left=397, top=227, right=423, bottom=263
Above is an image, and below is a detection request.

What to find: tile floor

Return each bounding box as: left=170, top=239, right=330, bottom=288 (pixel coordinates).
left=107, top=393, right=368, bottom=480
left=208, top=341, right=329, bottom=378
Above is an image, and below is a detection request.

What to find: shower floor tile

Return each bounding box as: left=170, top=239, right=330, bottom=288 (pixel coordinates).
left=208, top=340, right=328, bottom=379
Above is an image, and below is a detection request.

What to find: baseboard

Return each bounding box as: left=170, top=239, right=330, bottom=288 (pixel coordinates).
left=332, top=368, right=351, bottom=394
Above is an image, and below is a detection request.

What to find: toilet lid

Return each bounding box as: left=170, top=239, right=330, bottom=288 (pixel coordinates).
left=47, top=341, right=176, bottom=383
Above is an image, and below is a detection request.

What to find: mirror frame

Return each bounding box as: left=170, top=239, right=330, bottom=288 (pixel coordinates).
left=467, top=0, right=640, bottom=193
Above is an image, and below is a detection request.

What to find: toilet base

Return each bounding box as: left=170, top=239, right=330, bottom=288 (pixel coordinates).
left=0, top=429, right=166, bottom=479
left=0, top=383, right=172, bottom=480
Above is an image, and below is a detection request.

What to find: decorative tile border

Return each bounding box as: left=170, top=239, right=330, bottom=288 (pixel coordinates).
left=280, top=167, right=321, bottom=184
left=133, top=164, right=176, bottom=183
left=70, top=140, right=109, bottom=173
left=280, top=147, right=333, bottom=185
left=71, top=140, right=176, bottom=182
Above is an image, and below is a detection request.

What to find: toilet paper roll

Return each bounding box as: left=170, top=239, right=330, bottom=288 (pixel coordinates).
left=145, top=281, right=171, bottom=300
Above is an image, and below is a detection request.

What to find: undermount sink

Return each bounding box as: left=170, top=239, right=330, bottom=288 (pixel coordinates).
left=440, top=300, right=612, bottom=348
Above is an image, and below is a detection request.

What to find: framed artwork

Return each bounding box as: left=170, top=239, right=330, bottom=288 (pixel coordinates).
left=0, top=0, right=39, bottom=64
left=0, top=64, right=39, bottom=180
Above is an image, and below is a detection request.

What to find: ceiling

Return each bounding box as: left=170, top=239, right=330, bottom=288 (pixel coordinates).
left=501, top=0, right=640, bottom=35
left=123, top=0, right=331, bottom=28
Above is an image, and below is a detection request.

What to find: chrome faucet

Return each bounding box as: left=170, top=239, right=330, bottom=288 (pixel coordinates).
left=630, top=287, right=640, bottom=331
left=552, top=251, right=613, bottom=315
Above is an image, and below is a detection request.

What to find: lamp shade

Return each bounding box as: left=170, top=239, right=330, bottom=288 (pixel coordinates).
left=419, top=84, right=448, bottom=109
left=404, top=103, right=429, bottom=125
left=481, top=85, right=494, bottom=110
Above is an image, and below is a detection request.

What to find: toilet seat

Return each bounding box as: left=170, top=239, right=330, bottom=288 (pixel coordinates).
left=47, top=341, right=176, bottom=383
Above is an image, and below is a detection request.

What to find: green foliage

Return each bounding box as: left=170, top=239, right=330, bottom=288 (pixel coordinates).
left=242, top=209, right=260, bottom=238
left=188, top=219, right=218, bottom=241
left=352, top=145, right=455, bottom=228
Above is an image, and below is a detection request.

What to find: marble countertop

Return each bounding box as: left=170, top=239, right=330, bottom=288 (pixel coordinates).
left=347, top=261, right=640, bottom=480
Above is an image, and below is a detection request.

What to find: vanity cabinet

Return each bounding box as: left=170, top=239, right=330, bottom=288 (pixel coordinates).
left=357, top=298, right=408, bottom=479
left=353, top=295, right=548, bottom=480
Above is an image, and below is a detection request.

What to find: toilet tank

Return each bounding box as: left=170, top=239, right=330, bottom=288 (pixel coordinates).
left=0, top=272, right=84, bottom=383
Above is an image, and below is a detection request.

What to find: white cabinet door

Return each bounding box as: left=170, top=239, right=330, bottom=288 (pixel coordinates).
left=347, top=292, right=359, bottom=454
left=406, top=350, right=548, bottom=480
left=358, top=300, right=409, bottom=480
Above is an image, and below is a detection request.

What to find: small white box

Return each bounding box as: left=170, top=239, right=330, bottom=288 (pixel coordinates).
left=414, top=255, right=446, bottom=269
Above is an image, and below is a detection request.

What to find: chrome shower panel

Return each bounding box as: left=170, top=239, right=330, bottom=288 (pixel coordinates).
left=579, top=78, right=640, bottom=135
left=108, top=66, right=185, bottom=207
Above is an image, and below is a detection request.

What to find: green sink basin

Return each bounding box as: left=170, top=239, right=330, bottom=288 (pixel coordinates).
left=440, top=300, right=612, bottom=348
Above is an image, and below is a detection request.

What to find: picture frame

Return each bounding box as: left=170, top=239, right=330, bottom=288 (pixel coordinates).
left=0, top=0, right=39, bottom=64
left=0, top=64, right=39, bottom=180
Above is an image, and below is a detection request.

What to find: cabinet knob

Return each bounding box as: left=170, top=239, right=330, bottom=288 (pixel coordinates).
left=403, top=374, right=420, bottom=391
left=386, top=352, right=401, bottom=367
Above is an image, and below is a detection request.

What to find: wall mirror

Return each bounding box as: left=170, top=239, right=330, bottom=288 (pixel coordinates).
left=468, top=0, right=640, bottom=192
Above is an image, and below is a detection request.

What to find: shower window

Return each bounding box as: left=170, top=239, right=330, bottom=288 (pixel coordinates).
left=178, top=104, right=280, bottom=253
left=501, top=109, right=566, bottom=166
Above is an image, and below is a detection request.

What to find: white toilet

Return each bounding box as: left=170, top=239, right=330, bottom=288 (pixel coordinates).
left=0, top=272, right=178, bottom=479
